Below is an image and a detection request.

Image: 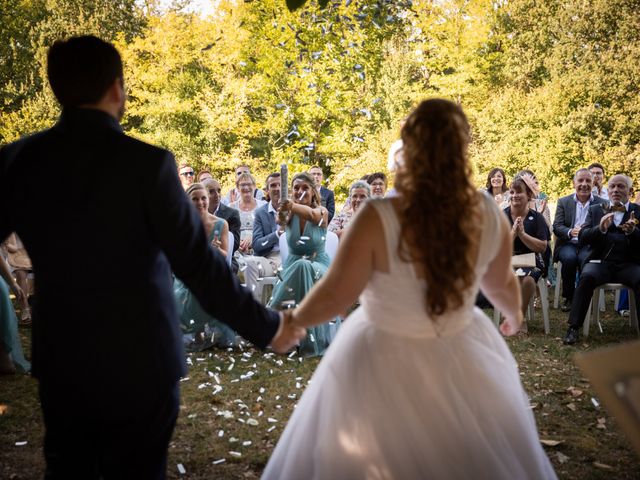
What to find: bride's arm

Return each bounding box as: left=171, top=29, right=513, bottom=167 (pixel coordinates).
left=480, top=213, right=523, bottom=336
left=291, top=204, right=378, bottom=328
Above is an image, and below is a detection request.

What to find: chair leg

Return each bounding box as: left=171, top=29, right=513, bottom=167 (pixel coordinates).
left=595, top=288, right=604, bottom=333
left=527, top=296, right=534, bottom=323
left=553, top=262, right=562, bottom=309
left=629, top=290, right=639, bottom=335
left=492, top=309, right=500, bottom=328
left=598, top=288, right=606, bottom=312
left=583, top=298, right=593, bottom=338
left=614, top=289, right=621, bottom=311
left=538, top=278, right=550, bottom=334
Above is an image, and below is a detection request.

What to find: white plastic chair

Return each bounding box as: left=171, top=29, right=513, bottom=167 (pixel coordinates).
left=493, top=276, right=550, bottom=334
left=226, top=231, right=234, bottom=266
left=582, top=284, right=639, bottom=338
left=325, top=231, right=339, bottom=260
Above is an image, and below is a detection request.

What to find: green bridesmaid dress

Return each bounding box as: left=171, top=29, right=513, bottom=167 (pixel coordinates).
left=268, top=214, right=340, bottom=356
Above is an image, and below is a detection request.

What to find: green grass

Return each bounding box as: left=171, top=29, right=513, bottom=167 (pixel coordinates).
left=1, top=294, right=639, bottom=479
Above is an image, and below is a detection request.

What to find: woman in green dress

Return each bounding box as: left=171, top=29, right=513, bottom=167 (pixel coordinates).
left=268, top=172, right=339, bottom=356
left=0, top=255, right=30, bottom=374
left=173, top=183, right=237, bottom=350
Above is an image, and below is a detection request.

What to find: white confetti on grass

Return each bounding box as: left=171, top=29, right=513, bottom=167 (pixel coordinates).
left=177, top=463, right=186, bottom=475
left=212, top=458, right=226, bottom=465
left=15, top=441, right=27, bottom=446
left=229, top=451, right=242, bottom=458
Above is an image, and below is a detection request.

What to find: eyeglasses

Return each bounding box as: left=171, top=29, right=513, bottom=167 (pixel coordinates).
left=180, top=171, right=195, bottom=177
left=238, top=182, right=254, bottom=188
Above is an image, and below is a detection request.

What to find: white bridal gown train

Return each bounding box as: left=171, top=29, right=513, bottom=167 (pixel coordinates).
left=262, top=196, right=557, bottom=480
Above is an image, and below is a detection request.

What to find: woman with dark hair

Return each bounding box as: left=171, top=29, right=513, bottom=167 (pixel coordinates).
left=485, top=167, right=508, bottom=204
left=367, top=172, right=388, bottom=198
left=263, top=99, right=556, bottom=479
left=268, top=172, right=338, bottom=357
left=504, top=176, right=550, bottom=333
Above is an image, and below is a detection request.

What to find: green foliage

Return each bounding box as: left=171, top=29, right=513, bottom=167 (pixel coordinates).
left=2, top=0, right=640, bottom=198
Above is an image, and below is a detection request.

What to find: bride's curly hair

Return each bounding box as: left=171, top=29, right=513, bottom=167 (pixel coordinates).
left=396, top=99, right=479, bottom=317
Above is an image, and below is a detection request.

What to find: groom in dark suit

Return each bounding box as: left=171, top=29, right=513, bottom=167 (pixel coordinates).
left=563, top=174, right=640, bottom=345
left=0, top=36, right=304, bottom=478
left=552, top=168, right=606, bottom=311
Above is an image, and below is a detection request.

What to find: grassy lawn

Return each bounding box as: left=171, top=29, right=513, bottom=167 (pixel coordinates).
left=1, top=295, right=639, bottom=479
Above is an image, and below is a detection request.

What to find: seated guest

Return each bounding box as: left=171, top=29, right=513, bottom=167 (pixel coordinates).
left=229, top=172, right=266, bottom=256
left=197, top=170, right=212, bottom=182
left=485, top=167, right=508, bottom=205
left=223, top=164, right=265, bottom=205
left=564, top=174, right=640, bottom=345
left=589, top=162, right=609, bottom=200
left=516, top=169, right=551, bottom=227
left=203, top=177, right=241, bottom=273
left=309, top=165, right=335, bottom=222
left=173, top=183, right=237, bottom=350
left=243, top=173, right=283, bottom=299
left=329, top=180, right=371, bottom=239
left=269, top=172, right=339, bottom=356
left=367, top=172, right=388, bottom=199
left=504, top=176, right=550, bottom=333
left=178, top=163, right=195, bottom=190
left=553, top=168, right=607, bottom=311
left=3, top=233, right=32, bottom=324
left=0, top=255, right=30, bottom=374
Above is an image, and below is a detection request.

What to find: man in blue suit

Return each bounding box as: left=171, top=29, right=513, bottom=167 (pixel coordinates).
left=0, top=36, right=304, bottom=479
left=245, top=172, right=283, bottom=298
left=552, top=168, right=606, bottom=311
left=309, top=165, right=335, bottom=222
left=563, top=174, right=640, bottom=345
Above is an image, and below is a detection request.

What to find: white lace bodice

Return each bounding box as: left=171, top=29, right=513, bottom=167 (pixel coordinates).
left=360, top=194, right=502, bottom=338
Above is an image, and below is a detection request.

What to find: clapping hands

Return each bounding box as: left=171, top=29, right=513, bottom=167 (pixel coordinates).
left=620, top=211, right=638, bottom=235
left=511, top=217, right=524, bottom=237
left=269, top=309, right=306, bottom=353
left=500, top=312, right=524, bottom=337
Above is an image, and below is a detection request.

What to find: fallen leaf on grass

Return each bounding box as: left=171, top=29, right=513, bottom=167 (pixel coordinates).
left=556, top=452, right=570, bottom=464
left=540, top=439, right=564, bottom=447
left=566, top=402, right=576, bottom=411
left=596, top=417, right=606, bottom=430
left=593, top=461, right=614, bottom=470
left=0, top=404, right=8, bottom=415
left=567, top=386, right=583, bottom=397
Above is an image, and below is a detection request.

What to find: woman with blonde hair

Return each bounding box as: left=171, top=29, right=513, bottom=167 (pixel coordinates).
left=230, top=172, right=266, bottom=255
left=173, top=183, right=236, bottom=350
left=263, top=99, right=556, bottom=479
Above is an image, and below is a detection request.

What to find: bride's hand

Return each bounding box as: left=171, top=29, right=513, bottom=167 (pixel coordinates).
left=499, top=312, right=523, bottom=337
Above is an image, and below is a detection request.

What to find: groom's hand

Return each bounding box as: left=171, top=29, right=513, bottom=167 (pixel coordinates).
left=269, top=310, right=306, bottom=353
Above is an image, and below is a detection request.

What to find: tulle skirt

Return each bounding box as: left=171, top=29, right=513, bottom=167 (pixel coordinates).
left=262, top=307, right=556, bottom=480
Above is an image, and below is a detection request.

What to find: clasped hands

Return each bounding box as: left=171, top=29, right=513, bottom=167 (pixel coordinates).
left=269, top=309, right=306, bottom=353
left=599, top=211, right=637, bottom=234
left=511, top=217, right=524, bottom=237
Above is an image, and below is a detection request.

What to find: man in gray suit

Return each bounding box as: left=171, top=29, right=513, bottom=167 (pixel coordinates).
left=553, top=168, right=606, bottom=311
left=244, top=172, right=283, bottom=299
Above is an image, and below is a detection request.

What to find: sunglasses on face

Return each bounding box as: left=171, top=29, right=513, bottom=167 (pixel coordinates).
left=180, top=171, right=195, bottom=177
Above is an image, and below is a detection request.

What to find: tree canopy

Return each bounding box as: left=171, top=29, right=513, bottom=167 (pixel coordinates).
left=2, top=0, right=639, bottom=198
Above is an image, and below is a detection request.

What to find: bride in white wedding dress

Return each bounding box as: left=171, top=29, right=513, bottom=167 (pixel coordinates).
left=263, top=99, right=556, bottom=480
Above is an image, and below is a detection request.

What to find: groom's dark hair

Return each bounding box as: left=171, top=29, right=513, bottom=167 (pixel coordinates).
left=47, top=35, right=123, bottom=108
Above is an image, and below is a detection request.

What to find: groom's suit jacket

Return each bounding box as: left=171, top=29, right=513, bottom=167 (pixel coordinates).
left=552, top=193, right=606, bottom=262
left=0, top=108, right=279, bottom=412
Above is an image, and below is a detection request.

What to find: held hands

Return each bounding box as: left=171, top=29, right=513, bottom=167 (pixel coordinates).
left=239, top=237, right=252, bottom=253
left=269, top=309, right=307, bottom=353
left=569, top=225, right=581, bottom=238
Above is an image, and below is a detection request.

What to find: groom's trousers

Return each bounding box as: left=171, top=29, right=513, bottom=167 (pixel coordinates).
left=39, top=380, right=179, bottom=480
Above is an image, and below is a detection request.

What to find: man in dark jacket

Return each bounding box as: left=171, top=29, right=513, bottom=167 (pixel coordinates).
left=0, top=35, right=304, bottom=478
left=563, top=174, right=640, bottom=345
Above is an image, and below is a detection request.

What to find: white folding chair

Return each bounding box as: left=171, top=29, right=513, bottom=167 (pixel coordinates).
left=493, top=277, right=550, bottom=334
left=582, top=284, right=639, bottom=338
left=226, top=231, right=234, bottom=266
left=553, top=262, right=562, bottom=309
left=325, top=231, right=339, bottom=260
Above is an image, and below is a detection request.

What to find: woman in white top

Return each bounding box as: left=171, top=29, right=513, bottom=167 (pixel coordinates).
left=263, top=99, right=556, bottom=480
left=229, top=172, right=265, bottom=255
